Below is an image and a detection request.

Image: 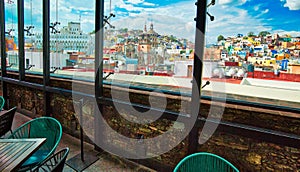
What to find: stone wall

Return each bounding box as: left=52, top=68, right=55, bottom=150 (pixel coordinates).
left=3, top=73, right=300, bottom=171
left=198, top=131, right=300, bottom=171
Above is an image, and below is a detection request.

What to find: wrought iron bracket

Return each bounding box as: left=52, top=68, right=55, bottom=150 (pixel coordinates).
left=194, top=0, right=215, bottom=22
left=50, top=67, right=60, bottom=73
left=50, top=22, right=60, bottom=34
left=104, top=13, right=115, bottom=29
left=103, top=72, right=114, bottom=80
left=24, top=25, right=34, bottom=36
left=5, top=28, right=14, bottom=36
left=25, top=64, right=35, bottom=70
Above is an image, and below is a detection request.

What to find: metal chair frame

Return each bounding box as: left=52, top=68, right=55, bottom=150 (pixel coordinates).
left=174, top=152, right=239, bottom=172
left=7, top=117, right=62, bottom=171
left=0, top=106, right=17, bottom=138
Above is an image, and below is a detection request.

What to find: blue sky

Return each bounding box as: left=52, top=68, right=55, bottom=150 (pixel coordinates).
left=4, top=0, right=300, bottom=43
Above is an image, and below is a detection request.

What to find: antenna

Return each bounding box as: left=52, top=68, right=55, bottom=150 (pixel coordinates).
left=24, top=0, right=35, bottom=37
left=79, top=13, right=81, bottom=23
left=103, top=0, right=115, bottom=29
left=7, top=0, right=14, bottom=30
left=110, top=0, right=112, bottom=14
left=50, top=0, right=60, bottom=34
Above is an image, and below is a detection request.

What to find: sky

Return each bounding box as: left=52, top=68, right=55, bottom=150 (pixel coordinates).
left=4, top=0, right=300, bottom=44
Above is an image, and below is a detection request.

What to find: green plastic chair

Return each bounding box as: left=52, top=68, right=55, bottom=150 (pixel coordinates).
left=174, top=152, right=239, bottom=172
left=0, top=106, right=17, bottom=137
left=7, top=117, right=62, bottom=171
left=0, top=96, right=5, bottom=110
left=31, top=147, right=69, bottom=172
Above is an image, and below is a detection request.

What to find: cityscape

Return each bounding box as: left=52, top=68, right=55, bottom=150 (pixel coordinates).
left=4, top=20, right=300, bottom=84
left=1, top=1, right=300, bottom=171
left=3, top=0, right=300, bottom=93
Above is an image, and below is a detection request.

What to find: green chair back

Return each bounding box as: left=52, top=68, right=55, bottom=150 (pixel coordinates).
left=0, top=96, right=5, bottom=110
left=174, top=152, right=239, bottom=172
left=7, top=117, right=62, bottom=170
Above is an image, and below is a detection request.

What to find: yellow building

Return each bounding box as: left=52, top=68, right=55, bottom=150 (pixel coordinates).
left=282, top=42, right=294, bottom=49
left=248, top=56, right=276, bottom=66
left=288, top=64, right=300, bottom=74
left=274, top=53, right=290, bottom=61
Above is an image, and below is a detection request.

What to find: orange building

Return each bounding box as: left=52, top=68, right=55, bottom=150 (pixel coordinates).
left=5, top=37, right=17, bottom=51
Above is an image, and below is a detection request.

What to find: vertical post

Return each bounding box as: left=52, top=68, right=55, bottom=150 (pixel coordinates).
left=0, top=0, right=8, bottom=108
left=79, top=99, right=85, bottom=161
left=43, top=0, right=51, bottom=116
left=94, top=0, right=104, bottom=151
left=95, top=1, right=104, bottom=97
left=188, top=0, right=207, bottom=154
left=17, top=0, right=25, bottom=81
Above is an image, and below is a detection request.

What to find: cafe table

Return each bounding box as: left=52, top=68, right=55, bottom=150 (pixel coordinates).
left=0, top=138, right=46, bottom=172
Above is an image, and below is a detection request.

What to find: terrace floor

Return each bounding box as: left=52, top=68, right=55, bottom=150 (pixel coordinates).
left=11, top=112, right=157, bottom=172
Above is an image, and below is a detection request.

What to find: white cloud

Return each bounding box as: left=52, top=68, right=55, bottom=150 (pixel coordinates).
left=283, top=0, right=300, bottom=10
left=112, top=1, right=197, bottom=41
left=262, top=9, right=269, bottom=14
left=218, top=0, right=247, bottom=6
left=126, top=0, right=145, bottom=4
left=206, top=5, right=272, bottom=43
left=143, top=2, right=157, bottom=7
left=21, top=0, right=298, bottom=44
left=273, top=30, right=300, bottom=37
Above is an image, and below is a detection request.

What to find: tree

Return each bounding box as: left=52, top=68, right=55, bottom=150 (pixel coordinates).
left=217, top=35, right=225, bottom=42
left=258, top=31, right=270, bottom=37
left=247, top=31, right=255, bottom=37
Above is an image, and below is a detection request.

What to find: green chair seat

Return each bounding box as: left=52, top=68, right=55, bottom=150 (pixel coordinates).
left=7, top=117, right=62, bottom=171
left=174, top=152, right=239, bottom=172
left=21, top=149, right=50, bottom=167
left=31, top=147, right=69, bottom=172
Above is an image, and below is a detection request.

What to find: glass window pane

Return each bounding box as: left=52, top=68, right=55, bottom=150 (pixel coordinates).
left=104, top=0, right=196, bottom=96
left=49, top=0, right=95, bottom=81
left=24, top=0, right=43, bottom=76
left=5, top=0, right=18, bottom=72
left=205, top=1, right=300, bottom=108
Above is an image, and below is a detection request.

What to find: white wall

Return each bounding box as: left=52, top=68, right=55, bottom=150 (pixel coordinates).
left=24, top=52, right=69, bottom=69
left=174, top=60, right=218, bottom=78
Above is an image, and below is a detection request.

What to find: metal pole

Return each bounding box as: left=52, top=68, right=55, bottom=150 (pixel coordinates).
left=43, top=0, right=50, bottom=116
left=0, top=0, right=8, bottom=108
left=95, top=0, right=104, bottom=98
left=17, top=0, right=25, bottom=81
left=94, top=0, right=105, bottom=151
left=0, top=0, right=6, bottom=75
left=188, top=0, right=207, bottom=154
left=79, top=99, right=85, bottom=161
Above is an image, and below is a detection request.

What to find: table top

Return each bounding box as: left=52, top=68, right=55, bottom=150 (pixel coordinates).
left=0, top=110, right=8, bottom=116
left=0, top=138, right=46, bottom=172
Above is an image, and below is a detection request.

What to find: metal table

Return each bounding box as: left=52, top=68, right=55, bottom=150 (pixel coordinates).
left=0, top=138, right=46, bottom=172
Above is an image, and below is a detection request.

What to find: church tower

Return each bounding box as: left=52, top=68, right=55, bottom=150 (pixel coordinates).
left=144, top=23, right=147, bottom=33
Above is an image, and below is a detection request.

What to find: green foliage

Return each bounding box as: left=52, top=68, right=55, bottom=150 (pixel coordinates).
left=180, top=50, right=186, bottom=54
left=247, top=31, right=255, bottom=37
left=217, top=35, right=225, bottom=42
left=258, top=31, right=270, bottom=37
left=170, top=35, right=177, bottom=42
